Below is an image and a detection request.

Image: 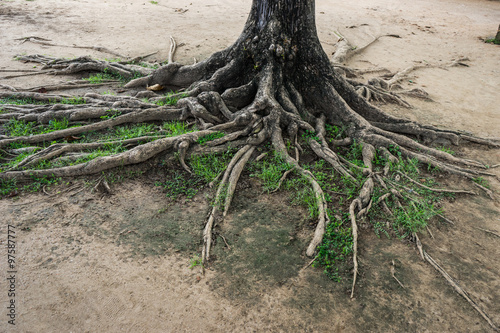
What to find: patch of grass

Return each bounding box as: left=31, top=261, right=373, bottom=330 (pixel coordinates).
left=113, top=123, right=156, bottom=139
left=189, top=150, right=233, bottom=183
left=249, top=151, right=293, bottom=192
left=155, top=170, right=203, bottom=199
left=1, top=174, right=62, bottom=195
left=84, top=68, right=144, bottom=85
left=390, top=199, right=439, bottom=237
left=103, top=58, right=123, bottom=63
left=197, top=132, right=225, bottom=145
left=147, top=91, right=188, bottom=106
left=0, top=97, right=46, bottom=106
left=242, top=142, right=447, bottom=282
left=23, top=175, right=61, bottom=192
left=1, top=96, right=85, bottom=106
left=436, top=146, right=455, bottom=155
left=83, top=72, right=117, bottom=84
left=162, top=121, right=195, bottom=137
left=344, top=140, right=364, bottom=167
left=41, top=145, right=127, bottom=169
left=60, top=97, right=86, bottom=105
left=314, top=213, right=353, bottom=281
left=472, top=176, right=490, bottom=189
left=485, top=38, right=500, bottom=45
left=189, top=255, right=203, bottom=269
left=325, top=123, right=346, bottom=141
left=4, top=118, right=79, bottom=137
left=150, top=0, right=158, bottom=4
left=0, top=178, right=18, bottom=196
left=0, top=148, right=38, bottom=172
left=4, top=119, right=38, bottom=136
left=99, top=109, right=122, bottom=120
left=301, top=130, right=321, bottom=143
left=136, top=62, right=160, bottom=70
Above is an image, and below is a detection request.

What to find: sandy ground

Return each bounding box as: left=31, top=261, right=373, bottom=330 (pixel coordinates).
left=0, top=0, right=499, bottom=332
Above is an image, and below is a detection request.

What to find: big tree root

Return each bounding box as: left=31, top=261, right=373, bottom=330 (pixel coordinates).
left=1, top=3, right=499, bottom=330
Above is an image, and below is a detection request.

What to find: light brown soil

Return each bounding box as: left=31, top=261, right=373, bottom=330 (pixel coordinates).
left=1, top=0, right=499, bottom=332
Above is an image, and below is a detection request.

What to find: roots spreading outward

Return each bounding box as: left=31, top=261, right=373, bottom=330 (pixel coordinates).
left=1, top=3, right=499, bottom=330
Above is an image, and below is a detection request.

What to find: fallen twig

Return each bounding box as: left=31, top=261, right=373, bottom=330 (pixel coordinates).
left=424, top=251, right=498, bottom=331
left=390, top=260, right=405, bottom=289
left=474, top=227, right=500, bottom=238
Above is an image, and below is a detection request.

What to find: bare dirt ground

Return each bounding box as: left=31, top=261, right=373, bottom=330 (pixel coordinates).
left=1, top=0, right=499, bottom=332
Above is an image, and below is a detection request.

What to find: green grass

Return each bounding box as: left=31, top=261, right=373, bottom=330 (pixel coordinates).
left=314, top=213, right=353, bottom=281
left=436, top=146, right=455, bottom=155
left=324, top=123, right=346, bottom=141
left=0, top=179, right=18, bottom=196
left=83, top=68, right=144, bottom=85
left=163, top=121, right=196, bottom=137
left=0, top=175, right=61, bottom=196
left=189, top=255, right=203, bottom=269
left=244, top=139, right=449, bottom=282
left=83, top=72, right=117, bottom=84
left=4, top=118, right=79, bottom=137
left=0, top=96, right=85, bottom=106
left=249, top=151, right=293, bottom=192
left=189, top=149, right=234, bottom=183
left=141, top=91, right=188, bottom=106
left=113, top=123, right=155, bottom=139
left=60, top=97, right=86, bottom=105
left=0, top=119, right=198, bottom=174
left=155, top=171, right=203, bottom=200
left=473, top=176, right=490, bottom=189
left=0, top=97, right=45, bottom=106
left=485, top=38, right=500, bottom=45
left=301, top=130, right=321, bottom=143
left=99, top=109, right=122, bottom=120
left=0, top=148, right=38, bottom=172
left=197, top=132, right=225, bottom=145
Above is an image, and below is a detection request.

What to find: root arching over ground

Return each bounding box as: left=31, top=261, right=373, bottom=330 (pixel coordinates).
left=1, top=0, right=499, bottom=330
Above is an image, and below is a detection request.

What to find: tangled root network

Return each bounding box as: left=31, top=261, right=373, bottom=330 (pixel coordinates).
left=1, top=18, right=499, bottom=331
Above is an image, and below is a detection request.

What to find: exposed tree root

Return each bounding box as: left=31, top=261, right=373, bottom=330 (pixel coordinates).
left=202, top=145, right=254, bottom=265
left=396, top=171, right=477, bottom=195
left=16, top=36, right=129, bottom=58
left=1, top=13, right=498, bottom=328
left=331, top=32, right=401, bottom=65
left=14, top=54, right=154, bottom=79
left=168, top=36, right=177, bottom=64
left=423, top=250, right=499, bottom=331
left=349, top=198, right=361, bottom=298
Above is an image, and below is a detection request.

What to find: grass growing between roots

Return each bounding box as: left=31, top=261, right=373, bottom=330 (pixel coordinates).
left=0, top=119, right=197, bottom=193
left=83, top=68, right=145, bottom=85
left=0, top=107, right=465, bottom=285
left=0, top=96, right=86, bottom=106
left=247, top=126, right=452, bottom=282
left=0, top=175, right=61, bottom=196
